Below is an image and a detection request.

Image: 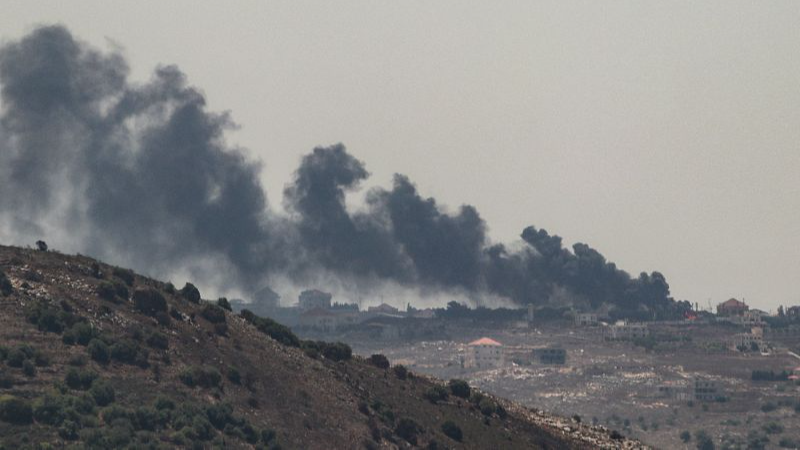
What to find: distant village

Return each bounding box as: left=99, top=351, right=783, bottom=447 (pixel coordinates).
left=231, top=288, right=800, bottom=376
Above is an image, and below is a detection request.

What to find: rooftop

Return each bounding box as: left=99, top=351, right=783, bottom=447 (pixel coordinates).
left=468, top=337, right=503, bottom=347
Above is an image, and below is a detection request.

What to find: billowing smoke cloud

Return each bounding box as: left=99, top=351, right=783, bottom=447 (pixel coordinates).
left=0, top=26, right=685, bottom=318
left=0, top=26, right=275, bottom=287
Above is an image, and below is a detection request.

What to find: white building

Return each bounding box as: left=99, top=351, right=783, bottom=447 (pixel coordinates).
left=575, top=313, right=598, bottom=326
left=607, top=321, right=649, bottom=340
left=732, top=331, right=763, bottom=351
left=464, top=337, right=504, bottom=369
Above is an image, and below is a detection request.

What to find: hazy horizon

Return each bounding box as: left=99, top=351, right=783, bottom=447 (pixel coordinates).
left=2, top=2, right=799, bottom=311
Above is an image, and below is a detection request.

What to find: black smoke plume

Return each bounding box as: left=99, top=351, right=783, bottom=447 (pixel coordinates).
left=0, top=26, right=686, bottom=318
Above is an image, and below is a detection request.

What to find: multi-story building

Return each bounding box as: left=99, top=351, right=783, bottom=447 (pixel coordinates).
left=464, top=337, right=504, bottom=369
left=299, top=289, right=332, bottom=310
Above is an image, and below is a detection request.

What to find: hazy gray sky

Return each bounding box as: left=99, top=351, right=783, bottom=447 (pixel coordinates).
left=2, top=1, right=799, bottom=311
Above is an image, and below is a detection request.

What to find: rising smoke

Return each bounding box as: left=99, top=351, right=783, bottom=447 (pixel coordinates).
left=0, top=26, right=683, bottom=317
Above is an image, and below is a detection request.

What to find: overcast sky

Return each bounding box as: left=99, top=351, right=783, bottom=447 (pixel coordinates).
left=2, top=1, right=799, bottom=311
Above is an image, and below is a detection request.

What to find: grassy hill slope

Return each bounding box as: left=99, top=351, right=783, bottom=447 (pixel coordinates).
left=0, top=245, right=639, bottom=449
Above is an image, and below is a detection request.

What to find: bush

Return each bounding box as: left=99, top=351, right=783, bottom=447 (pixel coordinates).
left=393, top=364, right=408, bottom=380
left=33, top=394, right=67, bottom=426
left=441, top=420, right=463, bottom=442
left=0, top=271, right=13, bottom=296
left=680, top=430, right=691, bottom=442
left=479, top=398, right=497, bottom=416
left=87, top=339, right=110, bottom=364
left=68, top=322, right=97, bottom=346
left=180, top=283, right=201, bottom=304
left=110, top=339, right=140, bottom=364
left=240, top=310, right=300, bottom=347
left=155, top=311, right=171, bottom=326
left=226, top=367, right=242, bottom=385
left=395, top=418, right=420, bottom=445
left=448, top=379, right=470, bottom=399
left=424, top=385, right=449, bottom=404
left=65, top=367, right=99, bottom=390
left=133, top=288, right=168, bottom=317
left=368, top=354, right=390, bottom=369
left=90, top=379, right=116, bottom=406
left=762, top=402, right=777, bottom=413
left=97, top=282, right=118, bottom=302
left=0, top=395, right=33, bottom=424
left=320, top=342, right=352, bottom=362
left=180, top=366, right=222, bottom=389
left=145, top=331, right=169, bottom=350
left=217, top=297, right=232, bottom=311
left=112, top=267, right=135, bottom=286
left=201, top=304, right=227, bottom=324
left=22, top=359, right=36, bottom=377
left=763, top=422, right=784, bottom=434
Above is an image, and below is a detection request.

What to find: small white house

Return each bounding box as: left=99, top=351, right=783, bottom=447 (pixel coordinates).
left=575, top=313, right=598, bottom=326
left=464, top=337, right=504, bottom=369
left=608, top=321, right=649, bottom=340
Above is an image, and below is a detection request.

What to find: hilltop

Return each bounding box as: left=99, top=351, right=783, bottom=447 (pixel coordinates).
left=0, top=244, right=643, bottom=449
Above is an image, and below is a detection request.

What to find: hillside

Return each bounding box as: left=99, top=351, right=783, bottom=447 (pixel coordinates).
left=0, top=244, right=642, bottom=449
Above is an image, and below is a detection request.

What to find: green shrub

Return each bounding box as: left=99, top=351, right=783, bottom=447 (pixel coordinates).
left=395, top=418, right=420, bottom=445
left=201, top=303, right=227, bottom=324
left=261, top=428, right=276, bottom=444
left=0, top=395, right=33, bottom=424
left=87, top=339, right=110, bottom=364
left=0, top=271, right=13, bottom=296
left=478, top=398, right=497, bottom=416
left=5, top=348, right=26, bottom=368
left=226, top=367, right=241, bottom=385
left=59, top=419, right=80, bottom=440
left=217, top=297, right=232, bottom=311
left=424, top=385, right=449, bottom=404
left=240, top=310, right=300, bottom=347
left=133, top=288, right=167, bottom=317
left=33, top=394, right=67, bottom=425
left=441, top=420, right=463, bottom=441
left=65, top=367, right=99, bottom=390
left=22, top=359, right=36, bottom=377
left=368, top=354, right=390, bottom=369
left=180, top=283, right=201, bottom=304
left=112, top=267, right=135, bottom=286
left=97, top=282, right=118, bottom=302
left=0, top=372, right=13, bottom=388
left=145, top=331, right=169, bottom=350
left=90, top=379, right=116, bottom=406
left=448, top=379, right=470, bottom=399
left=110, top=339, right=140, bottom=364
left=205, top=402, right=236, bottom=430
left=393, top=364, right=409, bottom=380
left=764, top=422, right=784, bottom=434
left=179, top=366, right=222, bottom=389
left=68, top=322, right=97, bottom=346
left=320, top=342, right=352, bottom=362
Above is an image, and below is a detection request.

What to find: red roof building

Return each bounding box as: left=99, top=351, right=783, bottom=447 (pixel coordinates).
left=716, top=298, right=749, bottom=317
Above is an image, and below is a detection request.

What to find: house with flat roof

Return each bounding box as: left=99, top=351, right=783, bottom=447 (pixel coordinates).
left=464, top=337, right=504, bottom=369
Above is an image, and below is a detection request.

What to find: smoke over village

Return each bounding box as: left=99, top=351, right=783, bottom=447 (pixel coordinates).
left=0, top=26, right=679, bottom=318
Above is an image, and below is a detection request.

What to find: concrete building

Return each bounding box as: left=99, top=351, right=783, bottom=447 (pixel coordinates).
left=716, top=298, right=748, bottom=317
left=575, top=313, right=598, bottom=327
left=298, top=307, right=338, bottom=332
left=534, top=348, right=566, bottom=365
left=464, top=337, right=504, bottom=369
left=693, top=378, right=721, bottom=401
left=253, top=286, right=280, bottom=309
left=367, top=303, right=400, bottom=314
left=299, top=289, right=332, bottom=310
left=607, top=321, right=650, bottom=340
left=732, top=332, right=763, bottom=351
left=657, top=384, right=693, bottom=401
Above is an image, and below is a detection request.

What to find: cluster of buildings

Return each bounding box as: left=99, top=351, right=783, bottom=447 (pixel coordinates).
left=461, top=337, right=569, bottom=369
left=230, top=287, right=438, bottom=336
left=657, top=378, right=723, bottom=402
